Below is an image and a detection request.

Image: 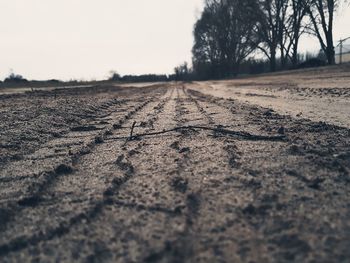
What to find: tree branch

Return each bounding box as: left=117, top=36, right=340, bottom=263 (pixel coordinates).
left=107, top=125, right=287, bottom=142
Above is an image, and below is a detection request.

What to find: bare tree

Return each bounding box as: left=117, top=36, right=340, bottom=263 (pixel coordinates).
left=192, top=0, right=344, bottom=78
left=192, top=6, right=221, bottom=79
left=174, top=62, right=190, bottom=81
left=306, top=0, right=342, bottom=65
left=289, top=0, right=310, bottom=66
left=280, top=0, right=311, bottom=67
left=192, top=0, right=260, bottom=78
left=255, top=0, right=289, bottom=71
left=108, top=70, right=121, bottom=81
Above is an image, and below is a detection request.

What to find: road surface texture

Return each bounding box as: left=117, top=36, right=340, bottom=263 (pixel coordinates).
left=0, top=79, right=350, bottom=262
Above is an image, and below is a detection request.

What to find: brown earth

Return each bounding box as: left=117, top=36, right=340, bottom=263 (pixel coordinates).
left=0, top=72, right=350, bottom=262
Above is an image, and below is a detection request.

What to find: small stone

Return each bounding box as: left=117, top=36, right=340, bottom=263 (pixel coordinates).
left=278, top=126, right=285, bottom=134
left=264, top=109, right=274, bottom=116
left=171, top=177, right=188, bottom=193
left=179, top=147, right=190, bottom=153
left=170, top=141, right=180, bottom=150
left=55, top=164, right=73, bottom=175
left=113, top=124, right=121, bottom=129
left=95, top=135, right=104, bottom=144
left=104, top=129, right=113, bottom=136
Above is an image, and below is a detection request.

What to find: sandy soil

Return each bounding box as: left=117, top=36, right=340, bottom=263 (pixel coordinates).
left=0, top=82, right=163, bottom=95
left=191, top=64, right=350, bottom=128
left=0, top=75, right=350, bottom=262
left=0, top=85, right=94, bottom=95
left=118, top=82, right=166, bottom=88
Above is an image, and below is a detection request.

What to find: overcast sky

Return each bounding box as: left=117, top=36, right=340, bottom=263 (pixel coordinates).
left=0, top=0, right=349, bottom=81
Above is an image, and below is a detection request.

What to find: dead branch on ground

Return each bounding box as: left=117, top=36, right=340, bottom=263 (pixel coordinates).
left=111, top=124, right=287, bottom=143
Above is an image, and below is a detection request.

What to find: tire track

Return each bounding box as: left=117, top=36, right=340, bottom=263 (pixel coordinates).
left=0, top=86, right=142, bottom=169
left=0, top=98, right=152, bottom=202
left=1, top=84, right=350, bottom=262
left=0, top=87, right=175, bottom=259
left=185, top=87, right=350, bottom=262
left=142, top=88, right=203, bottom=262
left=139, top=87, right=263, bottom=262
left=77, top=87, right=186, bottom=262
left=187, top=88, right=350, bottom=187
left=0, top=90, right=166, bottom=238
left=0, top=87, right=188, bottom=262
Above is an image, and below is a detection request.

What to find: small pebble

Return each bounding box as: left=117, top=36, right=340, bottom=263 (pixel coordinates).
left=278, top=126, right=285, bottom=134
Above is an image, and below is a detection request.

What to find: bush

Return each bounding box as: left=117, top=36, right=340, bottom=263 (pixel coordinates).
left=4, top=73, right=28, bottom=83
left=297, top=58, right=326, bottom=69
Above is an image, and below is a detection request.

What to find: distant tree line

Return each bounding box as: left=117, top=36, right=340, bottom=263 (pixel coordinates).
left=108, top=72, right=171, bottom=82
left=1, top=71, right=172, bottom=88
left=108, top=70, right=198, bottom=82
left=189, top=0, right=343, bottom=80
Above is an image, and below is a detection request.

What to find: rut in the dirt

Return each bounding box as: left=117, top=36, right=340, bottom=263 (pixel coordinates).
left=0, top=84, right=350, bottom=262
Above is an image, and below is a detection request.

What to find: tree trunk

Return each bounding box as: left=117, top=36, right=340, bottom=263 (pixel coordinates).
left=270, top=48, right=276, bottom=72
left=280, top=45, right=286, bottom=70
left=326, top=31, right=335, bottom=65
left=231, top=61, right=239, bottom=77
left=326, top=45, right=335, bottom=65
left=292, top=37, right=300, bottom=67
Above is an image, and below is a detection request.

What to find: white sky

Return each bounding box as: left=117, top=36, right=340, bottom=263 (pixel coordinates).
left=0, top=0, right=349, bottom=81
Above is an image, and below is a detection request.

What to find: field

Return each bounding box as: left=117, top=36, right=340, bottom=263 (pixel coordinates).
left=0, top=66, right=350, bottom=262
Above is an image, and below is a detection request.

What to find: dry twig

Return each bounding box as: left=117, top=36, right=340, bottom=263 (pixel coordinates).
left=110, top=125, right=287, bottom=142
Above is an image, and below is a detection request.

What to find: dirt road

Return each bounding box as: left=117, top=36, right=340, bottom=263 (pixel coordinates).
left=191, top=64, right=350, bottom=128
left=0, top=83, right=350, bottom=262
